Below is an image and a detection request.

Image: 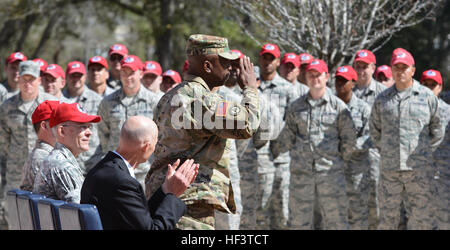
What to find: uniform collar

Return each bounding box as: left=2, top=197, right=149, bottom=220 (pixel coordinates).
left=36, top=139, right=54, bottom=153
left=185, top=74, right=210, bottom=91
left=118, top=85, right=148, bottom=103
left=306, top=88, right=331, bottom=106
left=54, top=142, right=80, bottom=167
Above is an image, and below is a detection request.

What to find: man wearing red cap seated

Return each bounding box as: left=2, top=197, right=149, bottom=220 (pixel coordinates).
left=142, top=61, right=164, bottom=100
left=335, top=65, right=372, bottom=229
left=352, top=49, right=386, bottom=229
left=63, top=61, right=103, bottom=173
left=33, top=102, right=101, bottom=203
left=375, top=65, right=394, bottom=88
left=370, top=48, right=444, bottom=230
left=87, top=56, right=115, bottom=97
left=1, top=52, right=27, bottom=103
left=20, top=100, right=60, bottom=191
left=0, top=60, right=56, bottom=227
left=97, top=55, right=160, bottom=188
left=107, top=43, right=129, bottom=90
left=161, top=69, right=182, bottom=93
left=257, top=43, right=300, bottom=230
left=42, top=64, right=66, bottom=100
left=271, top=59, right=356, bottom=230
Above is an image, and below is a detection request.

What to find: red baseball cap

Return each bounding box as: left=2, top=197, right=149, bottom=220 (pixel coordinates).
left=281, top=53, right=300, bottom=68
left=143, top=61, right=162, bottom=76
left=375, top=65, right=392, bottom=78
left=66, top=61, right=86, bottom=75
left=421, top=69, right=442, bottom=85
left=6, top=52, right=27, bottom=65
left=183, top=60, right=189, bottom=72
left=120, top=55, right=143, bottom=72
left=162, top=69, right=182, bottom=83
left=50, top=102, right=101, bottom=128
left=335, top=65, right=357, bottom=81
left=391, top=48, right=415, bottom=66
left=259, top=43, right=280, bottom=58
left=298, top=53, right=313, bottom=65
left=354, top=49, right=376, bottom=65
left=88, top=56, right=108, bottom=69
left=108, top=43, right=129, bottom=57
left=32, top=58, right=48, bottom=72
left=32, top=100, right=61, bottom=124
left=43, top=64, right=65, bottom=79
left=231, top=49, right=245, bottom=59
left=305, top=59, right=328, bottom=74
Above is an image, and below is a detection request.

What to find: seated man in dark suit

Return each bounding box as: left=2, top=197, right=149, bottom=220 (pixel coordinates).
left=81, top=116, right=199, bottom=230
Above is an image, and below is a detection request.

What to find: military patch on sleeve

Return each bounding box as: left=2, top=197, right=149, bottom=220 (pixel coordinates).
left=230, top=105, right=241, bottom=116
left=216, top=101, right=228, bottom=117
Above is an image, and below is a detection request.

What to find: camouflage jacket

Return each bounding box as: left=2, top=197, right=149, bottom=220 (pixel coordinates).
left=370, top=80, right=444, bottom=172
left=353, top=78, right=387, bottom=106
left=20, top=140, right=53, bottom=191
left=145, top=74, right=260, bottom=213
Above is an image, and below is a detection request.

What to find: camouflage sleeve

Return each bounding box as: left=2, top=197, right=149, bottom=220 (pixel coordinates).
left=207, top=87, right=260, bottom=139
left=270, top=108, right=296, bottom=159
left=369, top=100, right=382, bottom=150
left=253, top=97, right=282, bottom=148
left=357, top=105, right=372, bottom=152
left=0, top=104, right=10, bottom=180
left=429, top=95, right=445, bottom=151
left=50, top=165, right=83, bottom=203
left=337, top=107, right=357, bottom=162
left=96, top=100, right=110, bottom=154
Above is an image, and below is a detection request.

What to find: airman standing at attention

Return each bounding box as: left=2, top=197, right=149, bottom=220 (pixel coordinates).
left=107, top=43, right=129, bottom=90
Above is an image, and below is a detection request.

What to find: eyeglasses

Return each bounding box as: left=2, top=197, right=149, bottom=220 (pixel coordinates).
left=62, top=124, right=93, bottom=131
left=110, top=54, right=123, bottom=62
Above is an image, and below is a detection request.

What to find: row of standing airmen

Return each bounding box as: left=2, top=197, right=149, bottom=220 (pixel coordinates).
left=0, top=40, right=449, bottom=230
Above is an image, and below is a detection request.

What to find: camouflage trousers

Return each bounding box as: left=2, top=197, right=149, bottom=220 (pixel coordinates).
left=215, top=143, right=242, bottom=230
left=288, top=170, right=349, bottom=230
left=176, top=203, right=216, bottom=230
left=238, top=154, right=259, bottom=230
left=367, top=148, right=380, bottom=230
left=431, top=172, right=449, bottom=230
left=378, top=170, right=434, bottom=230
left=345, top=170, right=371, bottom=230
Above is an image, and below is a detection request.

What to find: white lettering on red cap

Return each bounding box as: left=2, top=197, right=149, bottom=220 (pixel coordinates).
left=113, top=45, right=122, bottom=51
left=92, top=56, right=101, bottom=62
left=76, top=104, right=87, bottom=114
left=426, top=70, right=436, bottom=76
left=301, top=55, right=310, bottom=60
left=146, top=63, right=155, bottom=69
left=287, top=54, right=296, bottom=59
left=72, top=63, right=80, bottom=68
left=47, top=65, right=56, bottom=70
left=396, top=53, right=406, bottom=58
left=380, top=66, right=388, bottom=70
left=37, top=61, right=44, bottom=67
left=358, top=51, right=368, bottom=57
left=265, top=44, right=275, bottom=50
left=310, top=60, right=319, bottom=65
left=338, top=67, right=348, bottom=72
left=166, top=70, right=175, bottom=76
left=124, top=56, right=134, bottom=63
left=14, top=53, right=24, bottom=59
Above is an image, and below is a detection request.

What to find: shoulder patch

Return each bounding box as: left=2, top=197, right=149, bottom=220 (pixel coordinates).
left=216, top=101, right=228, bottom=117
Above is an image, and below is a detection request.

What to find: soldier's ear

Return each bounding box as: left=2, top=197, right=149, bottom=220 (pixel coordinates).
left=204, top=60, right=212, bottom=74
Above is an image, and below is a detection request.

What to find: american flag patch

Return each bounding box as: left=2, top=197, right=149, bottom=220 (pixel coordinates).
left=216, top=101, right=227, bottom=117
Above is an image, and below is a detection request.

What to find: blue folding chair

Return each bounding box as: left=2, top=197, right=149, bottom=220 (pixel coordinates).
left=37, top=198, right=66, bottom=230
left=6, top=189, right=31, bottom=230
left=59, top=203, right=103, bottom=230
left=16, top=193, right=45, bottom=230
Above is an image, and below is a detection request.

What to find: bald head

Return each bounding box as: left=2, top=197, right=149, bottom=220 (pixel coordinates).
left=120, top=116, right=158, bottom=145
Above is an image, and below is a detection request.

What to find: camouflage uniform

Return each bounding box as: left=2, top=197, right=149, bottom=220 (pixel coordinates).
left=144, top=70, right=260, bottom=229
left=0, top=81, right=20, bottom=104
left=33, top=142, right=84, bottom=203
left=88, top=84, right=115, bottom=98
left=432, top=100, right=450, bottom=229
left=20, top=140, right=54, bottom=191
left=344, top=94, right=372, bottom=229
left=97, top=86, right=159, bottom=188
left=0, top=91, right=56, bottom=228
left=62, top=87, right=103, bottom=174
left=271, top=90, right=356, bottom=230
left=439, top=90, right=450, bottom=105
left=214, top=85, right=243, bottom=230
left=433, top=120, right=450, bottom=229
left=370, top=80, right=444, bottom=230
left=238, top=91, right=281, bottom=230
left=353, top=78, right=387, bottom=229
left=257, top=72, right=299, bottom=229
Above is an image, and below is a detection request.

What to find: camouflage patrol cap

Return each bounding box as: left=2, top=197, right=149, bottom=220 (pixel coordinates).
left=186, top=34, right=239, bottom=60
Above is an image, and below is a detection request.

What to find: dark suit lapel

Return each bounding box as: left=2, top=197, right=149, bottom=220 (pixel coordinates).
left=108, top=151, right=132, bottom=177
